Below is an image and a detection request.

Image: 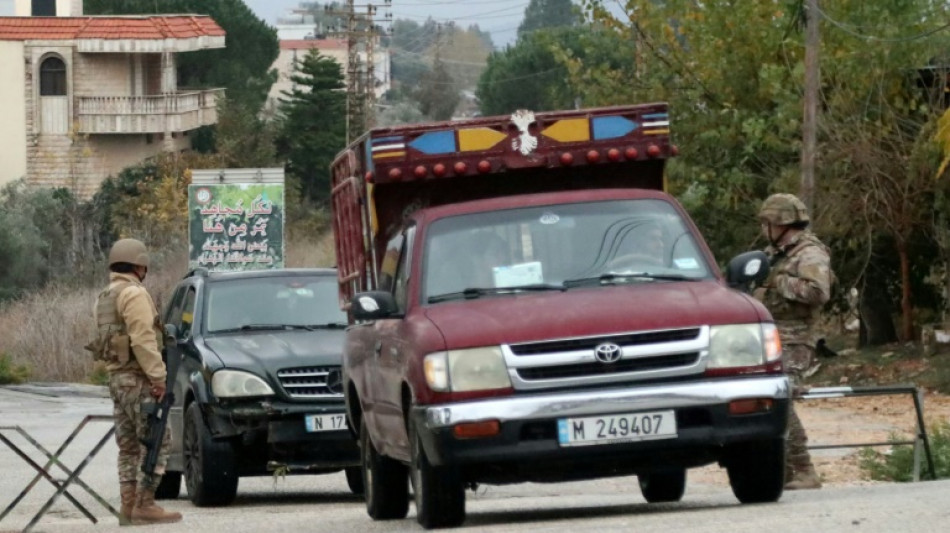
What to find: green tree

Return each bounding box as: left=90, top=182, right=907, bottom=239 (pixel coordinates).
left=277, top=50, right=346, bottom=204
left=477, top=26, right=633, bottom=116
left=85, top=0, right=279, bottom=110
left=518, top=0, right=580, bottom=38
left=415, top=58, right=460, bottom=121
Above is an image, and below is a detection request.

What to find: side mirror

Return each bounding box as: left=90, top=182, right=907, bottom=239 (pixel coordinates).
left=351, top=291, right=399, bottom=320
left=726, top=251, right=770, bottom=291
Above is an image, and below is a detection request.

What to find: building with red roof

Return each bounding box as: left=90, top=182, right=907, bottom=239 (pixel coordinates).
left=0, top=0, right=226, bottom=198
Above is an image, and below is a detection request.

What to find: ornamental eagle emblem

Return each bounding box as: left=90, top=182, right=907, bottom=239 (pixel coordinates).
left=510, top=109, right=538, bottom=156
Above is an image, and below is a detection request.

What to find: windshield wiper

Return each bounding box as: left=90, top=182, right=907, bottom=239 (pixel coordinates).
left=212, top=324, right=314, bottom=333
left=563, top=272, right=699, bottom=288
left=305, top=323, right=348, bottom=329
left=428, top=283, right=565, bottom=304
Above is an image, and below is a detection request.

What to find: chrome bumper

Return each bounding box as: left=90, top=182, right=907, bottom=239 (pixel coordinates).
left=423, top=375, right=789, bottom=428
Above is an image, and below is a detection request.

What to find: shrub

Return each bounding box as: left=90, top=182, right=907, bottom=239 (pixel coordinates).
left=859, top=420, right=950, bottom=481
left=0, top=353, right=31, bottom=384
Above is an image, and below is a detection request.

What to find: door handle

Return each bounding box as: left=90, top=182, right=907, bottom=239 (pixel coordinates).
left=374, top=341, right=382, bottom=357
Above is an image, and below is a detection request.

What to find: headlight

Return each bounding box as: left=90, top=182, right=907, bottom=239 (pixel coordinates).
left=424, top=347, right=511, bottom=392
left=211, top=369, right=275, bottom=398
left=708, top=324, right=780, bottom=369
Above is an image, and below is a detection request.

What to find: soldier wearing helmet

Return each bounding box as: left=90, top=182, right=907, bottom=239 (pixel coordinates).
left=754, top=194, right=833, bottom=491
left=90, top=239, right=182, bottom=525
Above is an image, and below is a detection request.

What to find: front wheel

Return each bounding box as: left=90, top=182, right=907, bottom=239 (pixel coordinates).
left=345, top=466, right=364, bottom=495
left=410, top=416, right=465, bottom=529
left=638, top=468, right=686, bottom=503
left=183, top=403, right=238, bottom=506
left=361, top=419, right=409, bottom=520
left=725, top=439, right=785, bottom=504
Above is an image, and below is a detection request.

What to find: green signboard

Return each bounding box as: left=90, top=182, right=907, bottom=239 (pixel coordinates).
left=188, top=183, right=284, bottom=270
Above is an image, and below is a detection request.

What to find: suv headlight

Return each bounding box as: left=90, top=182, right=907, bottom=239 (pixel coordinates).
left=707, top=323, right=781, bottom=369
left=212, top=369, right=276, bottom=398
left=424, top=347, right=511, bottom=392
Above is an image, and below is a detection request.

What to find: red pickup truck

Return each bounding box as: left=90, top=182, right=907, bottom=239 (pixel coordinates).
left=330, top=103, right=788, bottom=529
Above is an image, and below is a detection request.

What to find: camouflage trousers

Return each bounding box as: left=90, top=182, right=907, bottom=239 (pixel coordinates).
left=108, top=371, right=171, bottom=491
left=785, top=344, right=816, bottom=475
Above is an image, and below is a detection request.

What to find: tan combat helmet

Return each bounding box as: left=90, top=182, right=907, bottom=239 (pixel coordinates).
left=758, top=193, right=809, bottom=226
left=108, top=238, right=150, bottom=268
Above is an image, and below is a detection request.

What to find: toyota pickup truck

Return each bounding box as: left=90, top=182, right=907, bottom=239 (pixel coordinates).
left=330, top=103, right=788, bottom=529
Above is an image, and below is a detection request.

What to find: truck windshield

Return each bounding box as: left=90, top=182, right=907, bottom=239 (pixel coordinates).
left=423, top=199, right=713, bottom=302
left=204, top=276, right=347, bottom=334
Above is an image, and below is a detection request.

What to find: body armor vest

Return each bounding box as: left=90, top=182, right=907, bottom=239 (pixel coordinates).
left=87, top=282, right=135, bottom=363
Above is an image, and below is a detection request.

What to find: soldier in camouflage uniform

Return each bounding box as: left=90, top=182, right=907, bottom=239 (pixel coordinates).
left=753, top=194, right=833, bottom=490
left=91, top=239, right=182, bottom=525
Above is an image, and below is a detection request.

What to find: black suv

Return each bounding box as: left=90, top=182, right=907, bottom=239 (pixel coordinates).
left=155, top=268, right=361, bottom=506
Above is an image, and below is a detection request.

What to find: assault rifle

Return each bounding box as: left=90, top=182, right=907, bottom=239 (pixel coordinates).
left=141, top=324, right=182, bottom=481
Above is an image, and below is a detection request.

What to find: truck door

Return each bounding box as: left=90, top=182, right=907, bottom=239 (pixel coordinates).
left=372, top=225, right=416, bottom=459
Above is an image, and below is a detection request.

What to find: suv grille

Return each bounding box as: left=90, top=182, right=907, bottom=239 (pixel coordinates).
left=277, top=367, right=344, bottom=399
left=516, top=352, right=700, bottom=380
left=509, top=328, right=702, bottom=356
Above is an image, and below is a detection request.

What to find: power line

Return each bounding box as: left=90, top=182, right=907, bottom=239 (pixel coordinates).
left=814, top=4, right=950, bottom=43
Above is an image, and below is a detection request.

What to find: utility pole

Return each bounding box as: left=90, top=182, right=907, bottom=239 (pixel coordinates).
left=326, top=1, right=391, bottom=142
left=801, top=0, right=820, bottom=212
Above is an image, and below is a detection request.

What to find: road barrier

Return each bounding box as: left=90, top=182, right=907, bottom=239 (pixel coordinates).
left=799, top=385, right=936, bottom=481
left=0, top=415, right=117, bottom=533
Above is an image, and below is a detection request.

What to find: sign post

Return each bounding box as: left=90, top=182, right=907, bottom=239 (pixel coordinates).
left=189, top=168, right=285, bottom=271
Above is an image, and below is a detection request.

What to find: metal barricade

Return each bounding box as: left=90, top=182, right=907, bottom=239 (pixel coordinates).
left=799, top=384, right=936, bottom=481
left=0, top=414, right=118, bottom=533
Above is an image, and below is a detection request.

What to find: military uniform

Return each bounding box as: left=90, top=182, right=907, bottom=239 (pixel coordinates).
left=754, top=194, right=833, bottom=490
left=90, top=239, right=180, bottom=525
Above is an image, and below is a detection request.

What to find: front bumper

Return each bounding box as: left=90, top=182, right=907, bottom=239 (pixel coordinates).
left=410, top=375, right=789, bottom=481
left=206, top=399, right=360, bottom=471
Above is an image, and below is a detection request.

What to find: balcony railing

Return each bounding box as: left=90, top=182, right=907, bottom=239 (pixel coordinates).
left=77, top=88, right=225, bottom=134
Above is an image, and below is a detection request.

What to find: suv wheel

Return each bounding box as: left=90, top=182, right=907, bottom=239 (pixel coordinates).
left=154, top=471, right=182, bottom=500
left=361, top=418, right=409, bottom=519
left=638, top=468, right=686, bottom=503
left=725, top=438, right=785, bottom=503
left=183, top=403, right=239, bottom=506
left=409, top=416, right=465, bottom=529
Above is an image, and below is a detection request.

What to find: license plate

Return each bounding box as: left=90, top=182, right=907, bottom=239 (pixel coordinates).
left=304, top=414, right=348, bottom=432
left=557, top=410, right=676, bottom=446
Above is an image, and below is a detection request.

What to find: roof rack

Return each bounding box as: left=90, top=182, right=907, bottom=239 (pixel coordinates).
left=184, top=267, right=210, bottom=279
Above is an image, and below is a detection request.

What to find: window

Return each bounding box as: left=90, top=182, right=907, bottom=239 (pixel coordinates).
left=393, top=227, right=415, bottom=312
left=32, top=0, right=55, bottom=16
left=40, top=56, right=66, bottom=96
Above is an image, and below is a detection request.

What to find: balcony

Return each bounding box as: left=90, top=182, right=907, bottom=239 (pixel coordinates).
left=76, top=88, right=225, bottom=134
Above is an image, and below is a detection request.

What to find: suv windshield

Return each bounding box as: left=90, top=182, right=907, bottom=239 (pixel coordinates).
left=204, top=275, right=347, bottom=333
left=423, top=199, right=712, bottom=302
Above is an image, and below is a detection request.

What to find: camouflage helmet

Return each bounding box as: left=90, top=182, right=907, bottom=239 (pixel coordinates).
left=108, top=238, right=149, bottom=268
left=758, top=193, right=809, bottom=226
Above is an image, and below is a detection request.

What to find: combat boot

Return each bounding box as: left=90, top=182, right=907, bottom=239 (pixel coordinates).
left=785, top=464, right=822, bottom=490
left=131, top=487, right=182, bottom=525
left=118, top=482, right=136, bottom=526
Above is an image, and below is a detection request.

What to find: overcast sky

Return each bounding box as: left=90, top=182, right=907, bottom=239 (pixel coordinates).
left=0, top=0, right=529, bottom=46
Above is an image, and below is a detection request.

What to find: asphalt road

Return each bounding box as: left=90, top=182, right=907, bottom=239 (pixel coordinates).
left=2, top=384, right=949, bottom=533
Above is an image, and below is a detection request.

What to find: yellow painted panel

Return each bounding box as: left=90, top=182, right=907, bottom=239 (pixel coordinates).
left=643, top=129, right=670, bottom=135
left=541, top=118, right=591, bottom=143
left=458, top=128, right=507, bottom=151
left=372, top=151, right=406, bottom=159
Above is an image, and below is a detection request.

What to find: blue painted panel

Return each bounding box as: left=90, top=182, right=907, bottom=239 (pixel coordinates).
left=409, top=131, right=457, bottom=154
left=592, top=116, right=639, bottom=140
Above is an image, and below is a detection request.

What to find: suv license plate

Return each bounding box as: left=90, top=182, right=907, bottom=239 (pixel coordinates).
left=557, top=410, right=676, bottom=446
left=305, top=414, right=348, bottom=432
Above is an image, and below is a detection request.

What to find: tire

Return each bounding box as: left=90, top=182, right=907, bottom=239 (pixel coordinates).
left=183, top=403, right=239, bottom=506
left=154, top=471, right=182, bottom=500
left=361, top=419, right=409, bottom=520
left=409, top=416, right=465, bottom=529
left=345, top=466, right=365, bottom=495
left=726, top=439, right=785, bottom=504
left=638, top=468, right=686, bottom=503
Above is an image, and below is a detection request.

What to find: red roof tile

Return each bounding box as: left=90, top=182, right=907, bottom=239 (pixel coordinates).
left=0, top=16, right=226, bottom=41
left=281, top=38, right=347, bottom=51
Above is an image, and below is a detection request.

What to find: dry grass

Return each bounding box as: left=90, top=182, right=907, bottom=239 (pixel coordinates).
left=0, top=234, right=333, bottom=383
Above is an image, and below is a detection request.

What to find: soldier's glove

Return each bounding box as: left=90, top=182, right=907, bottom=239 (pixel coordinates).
left=149, top=383, right=166, bottom=400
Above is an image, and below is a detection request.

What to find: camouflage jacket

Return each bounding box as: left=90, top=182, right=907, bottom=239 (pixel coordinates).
left=95, top=273, right=166, bottom=386
left=754, top=230, right=833, bottom=347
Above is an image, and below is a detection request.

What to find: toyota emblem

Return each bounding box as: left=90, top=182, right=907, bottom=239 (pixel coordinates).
left=594, top=343, right=622, bottom=364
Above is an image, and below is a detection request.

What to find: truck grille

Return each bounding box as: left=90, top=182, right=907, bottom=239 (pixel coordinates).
left=276, top=366, right=344, bottom=399
left=505, top=326, right=710, bottom=391
left=516, top=352, right=700, bottom=380
left=509, top=328, right=701, bottom=356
